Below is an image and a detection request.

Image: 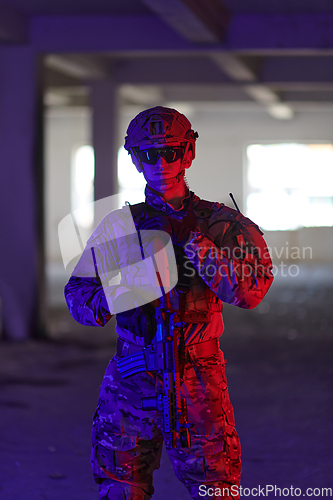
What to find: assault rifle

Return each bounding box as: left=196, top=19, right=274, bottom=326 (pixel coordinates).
left=116, top=228, right=192, bottom=448
left=141, top=291, right=192, bottom=448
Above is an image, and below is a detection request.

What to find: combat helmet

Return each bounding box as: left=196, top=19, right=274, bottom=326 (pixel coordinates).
left=124, top=106, right=198, bottom=159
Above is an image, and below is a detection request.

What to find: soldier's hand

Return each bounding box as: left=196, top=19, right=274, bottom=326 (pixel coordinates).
left=114, top=292, right=157, bottom=345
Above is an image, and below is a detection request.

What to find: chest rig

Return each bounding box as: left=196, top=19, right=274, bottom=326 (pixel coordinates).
left=129, top=192, right=223, bottom=323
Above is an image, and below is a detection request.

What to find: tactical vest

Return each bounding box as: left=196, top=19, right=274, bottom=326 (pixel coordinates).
left=129, top=197, right=223, bottom=324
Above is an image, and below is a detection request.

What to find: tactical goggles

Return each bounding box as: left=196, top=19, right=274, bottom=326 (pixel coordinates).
left=137, top=146, right=183, bottom=165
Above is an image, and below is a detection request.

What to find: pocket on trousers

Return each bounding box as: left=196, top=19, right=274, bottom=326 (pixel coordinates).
left=187, top=432, right=224, bottom=457
left=91, top=432, right=138, bottom=482
left=93, top=419, right=138, bottom=451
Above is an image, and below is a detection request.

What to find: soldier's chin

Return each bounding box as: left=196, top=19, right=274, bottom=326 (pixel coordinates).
left=148, top=171, right=185, bottom=190
left=147, top=177, right=176, bottom=189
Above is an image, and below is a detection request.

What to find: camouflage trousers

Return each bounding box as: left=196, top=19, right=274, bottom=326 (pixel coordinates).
left=91, top=348, right=241, bottom=500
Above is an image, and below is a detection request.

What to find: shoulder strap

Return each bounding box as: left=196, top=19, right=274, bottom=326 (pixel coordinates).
left=128, top=202, right=147, bottom=229
left=128, top=202, right=146, bottom=218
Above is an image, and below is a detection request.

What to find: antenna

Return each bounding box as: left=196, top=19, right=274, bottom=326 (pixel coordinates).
left=229, top=193, right=241, bottom=213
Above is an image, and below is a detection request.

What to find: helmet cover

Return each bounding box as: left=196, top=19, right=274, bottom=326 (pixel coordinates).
left=124, top=106, right=198, bottom=158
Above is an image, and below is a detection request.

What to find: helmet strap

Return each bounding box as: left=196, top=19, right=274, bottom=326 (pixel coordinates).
left=130, top=148, right=143, bottom=173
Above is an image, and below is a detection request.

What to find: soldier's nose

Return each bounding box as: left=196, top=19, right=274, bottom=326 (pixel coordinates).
left=155, top=157, right=167, bottom=170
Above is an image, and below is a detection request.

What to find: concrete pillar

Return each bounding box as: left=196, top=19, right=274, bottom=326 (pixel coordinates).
left=90, top=79, right=119, bottom=202
left=0, top=47, right=43, bottom=340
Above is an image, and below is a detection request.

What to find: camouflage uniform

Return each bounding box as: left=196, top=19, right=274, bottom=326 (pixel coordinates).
left=91, top=347, right=240, bottom=500
left=65, top=186, right=273, bottom=500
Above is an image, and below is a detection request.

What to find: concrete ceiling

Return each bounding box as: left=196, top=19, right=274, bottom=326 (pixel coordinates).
left=1, top=0, right=333, bottom=118
left=2, top=0, right=333, bottom=16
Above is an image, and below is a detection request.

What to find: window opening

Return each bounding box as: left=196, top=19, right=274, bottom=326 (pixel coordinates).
left=246, top=143, right=333, bottom=230
left=71, top=144, right=95, bottom=229
left=117, top=146, right=145, bottom=206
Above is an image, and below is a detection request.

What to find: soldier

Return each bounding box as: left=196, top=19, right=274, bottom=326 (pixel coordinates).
left=65, top=106, right=274, bottom=500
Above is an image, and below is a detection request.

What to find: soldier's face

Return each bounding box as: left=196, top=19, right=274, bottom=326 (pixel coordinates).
left=137, top=142, right=192, bottom=190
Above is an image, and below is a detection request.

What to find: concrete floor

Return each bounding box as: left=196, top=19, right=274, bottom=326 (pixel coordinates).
left=0, top=265, right=332, bottom=499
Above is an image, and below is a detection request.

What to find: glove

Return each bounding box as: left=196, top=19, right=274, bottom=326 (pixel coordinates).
left=114, top=292, right=157, bottom=345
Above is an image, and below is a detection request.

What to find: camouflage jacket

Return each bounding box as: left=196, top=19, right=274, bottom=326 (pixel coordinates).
left=65, top=187, right=273, bottom=346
